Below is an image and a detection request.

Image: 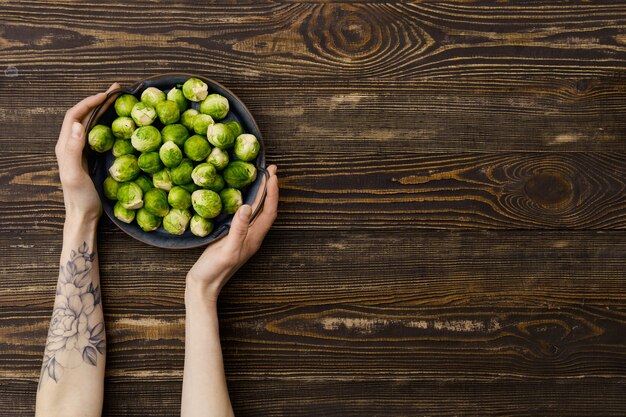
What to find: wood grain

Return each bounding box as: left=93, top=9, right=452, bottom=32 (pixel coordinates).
left=1, top=152, right=624, bottom=231
left=1, top=1, right=626, bottom=416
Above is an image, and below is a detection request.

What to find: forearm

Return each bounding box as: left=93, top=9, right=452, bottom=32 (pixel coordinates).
left=36, top=216, right=105, bottom=417
left=181, top=281, right=234, bottom=417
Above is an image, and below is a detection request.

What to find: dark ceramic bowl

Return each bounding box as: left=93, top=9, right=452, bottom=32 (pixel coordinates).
left=86, top=73, right=267, bottom=249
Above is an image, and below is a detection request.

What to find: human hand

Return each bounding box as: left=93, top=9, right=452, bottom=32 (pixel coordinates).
left=186, top=165, right=279, bottom=302
left=56, top=83, right=120, bottom=225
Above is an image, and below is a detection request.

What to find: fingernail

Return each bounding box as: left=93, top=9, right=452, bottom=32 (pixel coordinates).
left=239, top=204, right=252, bottom=220
left=71, top=122, right=82, bottom=139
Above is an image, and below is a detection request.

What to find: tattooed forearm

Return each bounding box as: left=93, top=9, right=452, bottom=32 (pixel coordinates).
left=40, top=242, right=104, bottom=387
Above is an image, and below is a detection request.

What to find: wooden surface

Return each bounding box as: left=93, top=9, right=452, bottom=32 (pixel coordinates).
left=1, top=1, right=625, bottom=416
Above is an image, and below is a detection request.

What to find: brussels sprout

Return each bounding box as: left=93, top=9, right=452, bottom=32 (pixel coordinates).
left=159, top=141, right=183, bottom=168
left=199, top=94, right=229, bottom=120
left=171, top=158, right=194, bottom=185
left=103, top=176, right=121, bottom=200
left=163, top=208, right=192, bottom=235
left=113, top=201, right=135, bottom=224
left=156, top=100, right=180, bottom=125
left=144, top=188, right=170, bottom=217
left=88, top=124, right=114, bottom=153
left=182, top=78, right=208, bottom=102
left=138, top=151, right=163, bottom=174
left=190, top=214, right=214, bottom=237
left=224, top=120, right=243, bottom=138
left=131, top=126, right=161, bottom=152
left=180, top=182, right=200, bottom=193
left=206, top=147, right=229, bottom=170
left=191, top=163, right=218, bottom=187
left=136, top=208, right=162, bottom=232
left=111, top=116, right=136, bottom=139
left=180, top=109, right=199, bottom=131
left=219, top=188, right=243, bottom=214
left=183, top=135, right=211, bottom=161
left=114, top=94, right=139, bottom=117
left=234, top=134, right=260, bottom=162
left=223, top=161, right=257, bottom=188
left=141, top=87, right=166, bottom=108
left=191, top=189, right=222, bottom=219
left=109, top=154, right=140, bottom=182
left=152, top=168, right=173, bottom=191
left=130, top=102, right=157, bottom=126
left=117, top=181, right=143, bottom=209
left=203, top=174, right=225, bottom=193
left=134, top=175, right=154, bottom=193
left=192, top=114, right=214, bottom=135
left=168, top=186, right=192, bottom=209
left=206, top=123, right=235, bottom=149
left=167, top=87, right=188, bottom=112
left=161, top=124, right=189, bottom=147
left=112, top=139, right=135, bottom=157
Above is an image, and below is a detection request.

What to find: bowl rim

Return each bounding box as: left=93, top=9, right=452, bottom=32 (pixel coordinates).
left=86, top=73, right=267, bottom=249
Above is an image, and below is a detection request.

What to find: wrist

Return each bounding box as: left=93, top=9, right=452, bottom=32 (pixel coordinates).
left=185, top=276, right=220, bottom=307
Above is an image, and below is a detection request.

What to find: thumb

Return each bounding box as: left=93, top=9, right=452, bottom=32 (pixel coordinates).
left=64, top=122, right=86, bottom=170
left=225, top=204, right=252, bottom=251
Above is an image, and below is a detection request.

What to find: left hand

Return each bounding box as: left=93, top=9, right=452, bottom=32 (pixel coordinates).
left=56, top=83, right=120, bottom=223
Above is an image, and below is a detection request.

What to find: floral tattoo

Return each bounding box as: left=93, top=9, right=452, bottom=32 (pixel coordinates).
left=40, top=242, right=104, bottom=387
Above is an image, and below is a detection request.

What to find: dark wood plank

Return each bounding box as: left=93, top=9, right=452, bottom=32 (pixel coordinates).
left=1, top=152, right=624, bottom=232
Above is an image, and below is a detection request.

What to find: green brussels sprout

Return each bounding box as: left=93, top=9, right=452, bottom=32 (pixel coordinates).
left=171, top=158, right=194, bottom=185
left=168, top=186, right=192, bottom=209
left=224, top=120, right=243, bottom=138
left=190, top=214, right=214, bottom=237
left=109, top=154, right=140, bottom=182
left=138, top=151, right=164, bottom=174
left=141, top=87, right=166, bottom=108
left=192, top=114, right=214, bottom=135
left=223, top=161, right=257, bottom=188
left=88, top=124, right=114, bottom=153
left=183, top=135, right=211, bottom=161
left=180, top=109, right=199, bottom=131
left=134, top=175, right=154, bottom=193
left=103, top=176, right=121, bottom=200
left=143, top=188, right=170, bottom=217
left=234, top=134, right=260, bottom=162
left=112, top=139, right=135, bottom=157
left=113, top=201, right=135, bottom=224
left=159, top=141, right=183, bottom=168
left=130, top=102, right=157, bottom=126
left=117, top=181, right=144, bottom=209
left=161, top=124, right=189, bottom=147
left=111, top=116, right=136, bottom=139
left=219, top=188, right=243, bottom=214
left=206, top=123, right=235, bottom=149
left=206, top=147, right=229, bottom=170
left=191, top=162, right=218, bottom=187
left=199, top=94, right=229, bottom=120
left=131, top=126, right=161, bottom=152
left=114, top=94, right=139, bottom=117
left=163, top=208, right=191, bottom=235
left=180, top=182, right=200, bottom=193
left=191, top=189, right=222, bottom=219
left=167, top=87, right=188, bottom=112
left=136, top=208, right=162, bottom=232
left=155, top=100, right=180, bottom=125
left=203, top=173, right=225, bottom=193
left=152, top=168, right=173, bottom=191
left=182, top=78, right=208, bottom=102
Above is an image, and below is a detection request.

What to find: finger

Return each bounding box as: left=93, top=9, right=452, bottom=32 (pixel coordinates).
left=224, top=204, right=252, bottom=252
left=246, top=169, right=279, bottom=248
left=81, top=82, right=121, bottom=125
left=63, top=122, right=87, bottom=175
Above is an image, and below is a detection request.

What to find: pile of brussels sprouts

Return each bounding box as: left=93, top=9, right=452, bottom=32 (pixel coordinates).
left=88, top=78, right=260, bottom=237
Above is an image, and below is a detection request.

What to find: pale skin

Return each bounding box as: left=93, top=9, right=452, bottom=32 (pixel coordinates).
left=36, top=84, right=279, bottom=417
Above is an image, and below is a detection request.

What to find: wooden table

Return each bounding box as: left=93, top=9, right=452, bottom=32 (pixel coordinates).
left=1, top=1, right=625, bottom=416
